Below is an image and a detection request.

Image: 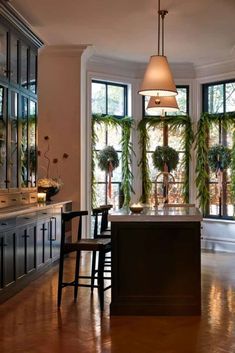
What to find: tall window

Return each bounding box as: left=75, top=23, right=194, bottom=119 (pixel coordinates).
left=92, top=80, right=128, bottom=209
left=143, top=86, right=189, bottom=203
left=203, top=80, right=235, bottom=218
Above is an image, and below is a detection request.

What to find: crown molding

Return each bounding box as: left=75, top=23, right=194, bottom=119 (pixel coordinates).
left=87, top=55, right=196, bottom=79
left=195, top=58, right=235, bottom=79
left=0, top=1, right=43, bottom=47
left=39, top=45, right=90, bottom=57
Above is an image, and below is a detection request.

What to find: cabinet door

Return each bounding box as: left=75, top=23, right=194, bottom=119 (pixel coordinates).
left=20, top=43, right=28, bottom=90
left=9, top=33, right=19, bottom=85
left=0, top=85, right=7, bottom=189
left=0, top=24, right=8, bottom=80
left=50, top=214, right=61, bottom=260
left=28, top=100, right=36, bottom=188
left=20, top=95, right=28, bottom=187
left=0, top=234, right=4, bottom=288
left=37, top=219, right=51, bottom=265
left=16, top=226, right=26, bottom=279
left=3, top=230, right=16, bottom=287
left=29, top=50, right=37, bottom=94
left=26, top=225, right=36, bottom=273
left=8, top=91, right=18, bottom=188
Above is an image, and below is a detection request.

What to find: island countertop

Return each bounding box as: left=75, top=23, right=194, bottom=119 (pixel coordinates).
left=109, top=206, right=202, bottom=222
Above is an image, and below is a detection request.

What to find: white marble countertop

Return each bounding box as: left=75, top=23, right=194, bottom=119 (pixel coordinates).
left=109, top=206, right=202, bottom=222
left=0, top=200, right=71, bottom=220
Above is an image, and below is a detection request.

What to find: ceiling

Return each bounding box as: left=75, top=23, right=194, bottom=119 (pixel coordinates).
left=9, top=0, right=235, bottom=66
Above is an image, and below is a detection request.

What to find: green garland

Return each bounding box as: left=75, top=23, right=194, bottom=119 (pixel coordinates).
left=152, top=146, right=179, bottom=172
left=92, top=114, right=134, bottom=207
left=138, top=115, right=194, bottom=203
left=195, top=112, right=235, bottom=214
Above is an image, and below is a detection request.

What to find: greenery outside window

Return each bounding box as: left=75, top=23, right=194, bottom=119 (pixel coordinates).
left=143, top=86, right=189, bottom=204
left=203, top=80, right=235, bottom=218
left=92, top=80, right=128, bottom=209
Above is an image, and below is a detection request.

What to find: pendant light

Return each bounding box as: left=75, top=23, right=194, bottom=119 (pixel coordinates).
left=138, top=0, right=177, bottom=97
left=146, top=95, right=179, bottom=115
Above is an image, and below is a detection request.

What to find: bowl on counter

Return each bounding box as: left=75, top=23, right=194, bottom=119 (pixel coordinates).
left=129, top=205, right=144, bottom=214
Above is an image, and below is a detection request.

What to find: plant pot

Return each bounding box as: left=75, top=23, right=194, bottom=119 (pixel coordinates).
left=38, top=186, right=60, bottom=201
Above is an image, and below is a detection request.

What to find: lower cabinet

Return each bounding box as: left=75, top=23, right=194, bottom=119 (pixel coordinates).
left=0, top=202, right=67, bottom=303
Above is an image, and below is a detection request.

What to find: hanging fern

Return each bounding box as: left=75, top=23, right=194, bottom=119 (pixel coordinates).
left=92, top=114, right=134, bottom=208
left=138, top=115, right=194, bottom=204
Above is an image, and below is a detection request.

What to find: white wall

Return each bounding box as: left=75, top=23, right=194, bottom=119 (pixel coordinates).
left=38, top=45, right=87, bottom=211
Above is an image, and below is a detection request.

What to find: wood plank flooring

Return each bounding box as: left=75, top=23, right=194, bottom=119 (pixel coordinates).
left=1, top=251, right=235, bottom=353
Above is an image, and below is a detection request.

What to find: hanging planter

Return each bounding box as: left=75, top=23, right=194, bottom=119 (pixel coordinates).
left=152, top=146, right=179, bottom=172
left=208, top=144, right=231, bottom=196
left=98, top=146, right=119, bottom=198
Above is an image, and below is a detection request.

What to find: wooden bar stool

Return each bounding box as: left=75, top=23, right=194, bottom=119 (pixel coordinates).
left=91, top=205, right=112, bottom=291
left=57, top=211, right=111, bottom=310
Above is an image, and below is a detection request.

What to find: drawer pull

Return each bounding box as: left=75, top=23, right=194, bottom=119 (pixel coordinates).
left=12, top=199, right=17, bottom=201
left=24, top=217, right=30, bottom=220
left=1, top=222, right=7, bottom=226
left=1, top=200, right=6, bottom=203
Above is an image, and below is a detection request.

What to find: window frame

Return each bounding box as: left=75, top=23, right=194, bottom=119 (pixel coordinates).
left=92, top=79, right=128, bottom=207
left=202, top=79, right=235, bottom=219
left=142, top=85, right=190, bottom=204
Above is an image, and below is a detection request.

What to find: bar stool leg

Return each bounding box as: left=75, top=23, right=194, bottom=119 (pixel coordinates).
left=57, top=252, right=65, bottom=307
left=98, top=249, right=105, bottom=311
left=74, top=250, right=81, bottom=302
left=91, top=251, right=96, bottom=293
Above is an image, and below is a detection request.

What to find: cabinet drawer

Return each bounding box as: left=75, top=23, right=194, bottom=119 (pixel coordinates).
left=16, top=212, right=37, bottom=226
left=37, top=208, right=53, bottom=220
left=0, top=218, right=16, bottom=231
left=29, top=193, right=37, bottom=204
left=0, top=195, right=10, bottom=208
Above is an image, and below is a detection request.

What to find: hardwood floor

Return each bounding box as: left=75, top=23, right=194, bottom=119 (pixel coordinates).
left=1, top=251, right=235, bottom=353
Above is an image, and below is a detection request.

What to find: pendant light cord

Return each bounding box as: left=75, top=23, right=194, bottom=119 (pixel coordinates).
left=157, top=0, right=160, bottom=55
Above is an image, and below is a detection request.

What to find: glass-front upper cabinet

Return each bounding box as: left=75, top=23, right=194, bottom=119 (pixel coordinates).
left=10, top=34, right=18, bottom=85
left=0, top=24, right=8, bottom=80
left=20, top=96, right=28, bottom=187
left=29, top=50, right=37, bottom=94
left=8, top=91, right=18, bottom=188
left=29, top=100, right=36, bottom=187
left=0, top=85, right=7, bottom=188
left=21, top=43, right=28, bottom=90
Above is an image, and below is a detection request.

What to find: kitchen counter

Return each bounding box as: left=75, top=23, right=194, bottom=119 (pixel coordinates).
left=109, top=206, right=202, bottom=222
left=110, top=206, right=202, bottom=316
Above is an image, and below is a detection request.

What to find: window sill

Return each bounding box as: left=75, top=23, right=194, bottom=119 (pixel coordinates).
left=203, top=218, right=235, bottom=224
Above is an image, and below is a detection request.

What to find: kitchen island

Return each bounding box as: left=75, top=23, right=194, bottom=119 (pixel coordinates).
left=109, top=206, right=202, bottom=316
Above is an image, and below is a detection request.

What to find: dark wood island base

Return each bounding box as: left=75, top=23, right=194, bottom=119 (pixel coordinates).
left=110, top=208, right=202, bottom=316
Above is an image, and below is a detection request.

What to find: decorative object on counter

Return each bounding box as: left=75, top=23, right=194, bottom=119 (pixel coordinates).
left=129, top=203, right=144, bottom=214
left=37, top=192, right=46, bottom=203
left=195, top=112, right=235, bottom=214
left=37, top=178, right=61, bottom=201
left=208, top=144, right=231, bottom=196
left=138, top=115, right=194, bottom=204
left=92, top=115, right=134, bottom=208
left=152, top=146, right=178, bottom=205
left=37, top=136, right=69, bottom=201
left=98, top=145, right=119, bottom=198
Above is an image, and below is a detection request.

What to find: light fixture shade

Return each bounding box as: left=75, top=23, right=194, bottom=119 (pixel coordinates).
left=139, top=55, right=177, bottom=97
left=147, top=95, right=179, bottom=114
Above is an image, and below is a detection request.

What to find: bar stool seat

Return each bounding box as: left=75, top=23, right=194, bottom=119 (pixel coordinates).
left=57, top=210, right=111, bottom=310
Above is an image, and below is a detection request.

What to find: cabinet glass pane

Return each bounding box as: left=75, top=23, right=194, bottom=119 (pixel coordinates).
left=29, top=101, right=36, bottom=187
left=9, top=91, right=18, bottom=188
left=29, top=51, right=36, bottom=93
left=0, top=86, right=7, bottom=188
left=10, top=34, right=18, bottom=84
left=21, top=96, right=28, bottom=187
left=21, top=44, right=28, bottom=89
left=0, top=25, right=7, bottom=79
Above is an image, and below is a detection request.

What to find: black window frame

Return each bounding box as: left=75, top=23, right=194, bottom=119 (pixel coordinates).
left=202, top=79, right=235, bottom=219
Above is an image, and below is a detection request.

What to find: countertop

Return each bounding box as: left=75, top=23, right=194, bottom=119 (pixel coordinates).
left=0, top=201, right=71, bottom=220
left=109, top=206, right=202, bottom=222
